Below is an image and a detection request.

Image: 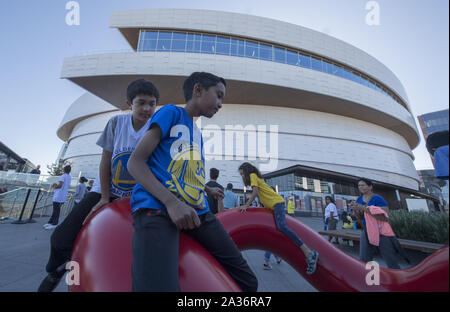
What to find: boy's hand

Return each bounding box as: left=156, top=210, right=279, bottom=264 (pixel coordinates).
left=239, top=205, right=248, bottom=213
left=207, top=187, right=224, bottom=199
left=166, top=200, right=201, bottom=230
left=83, top=197, right=109, bottom=225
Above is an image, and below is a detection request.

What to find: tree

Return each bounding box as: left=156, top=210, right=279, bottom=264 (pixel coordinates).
left=47, top=161, right=71, bottom=176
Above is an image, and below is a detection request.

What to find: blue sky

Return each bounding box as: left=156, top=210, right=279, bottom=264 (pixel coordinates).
left=0, top=0, right=448, bottom=173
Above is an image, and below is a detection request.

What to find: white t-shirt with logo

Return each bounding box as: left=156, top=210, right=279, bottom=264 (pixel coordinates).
left=91, top=113, right=150, bottom=198
left=53, top=173, right=72, bottom=203
left=324, top=203, right=339, bottom=220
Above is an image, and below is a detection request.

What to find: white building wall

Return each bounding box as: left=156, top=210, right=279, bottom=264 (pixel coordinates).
left=60, top=104, right=419, bottom=190
left=110, top=8, right=410, bottom=105
left=61, top=52, right=418, bottom=138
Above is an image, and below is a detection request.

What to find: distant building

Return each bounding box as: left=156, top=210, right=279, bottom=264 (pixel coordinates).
left=0, top=141, right=35, bottom=173
left=417, top=109, right=449, bottom=165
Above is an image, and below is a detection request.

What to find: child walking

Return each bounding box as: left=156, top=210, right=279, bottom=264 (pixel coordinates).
left=238, top=162, right=319, bottom=275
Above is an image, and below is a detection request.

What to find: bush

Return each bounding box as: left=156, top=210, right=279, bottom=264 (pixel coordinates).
left=389, top=210, right=449, bottom=244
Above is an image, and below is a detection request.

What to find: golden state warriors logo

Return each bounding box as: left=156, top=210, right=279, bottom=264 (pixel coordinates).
left=166, top=144, right=206, bottom=209
left=111, top=152, right=136, bottom=194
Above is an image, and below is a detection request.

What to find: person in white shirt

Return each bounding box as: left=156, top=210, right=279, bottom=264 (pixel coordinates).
left=324, top=196, right=339, bottom=243
left=44, top=165, right=72, bottom=229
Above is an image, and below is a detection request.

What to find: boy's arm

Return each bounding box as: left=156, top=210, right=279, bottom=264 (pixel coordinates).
left=128, top=126, right=201, bottom=230
left=83, top=149, right=112, bottom=224
left=53, top=181, right=63, bottom=189
left=205, top=185, right=224, bottom=199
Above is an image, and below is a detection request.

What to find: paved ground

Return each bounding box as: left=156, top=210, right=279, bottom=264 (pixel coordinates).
left=0, top=214, right=429, bottom=292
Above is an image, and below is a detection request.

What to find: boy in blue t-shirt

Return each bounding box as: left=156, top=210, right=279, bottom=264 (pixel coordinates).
left=128, top=72, right=258, bottom=292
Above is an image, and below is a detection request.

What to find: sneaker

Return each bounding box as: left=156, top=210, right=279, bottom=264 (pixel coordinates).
left=306, top=250, right=319, bottom=275
left=37, top=269, right=66, bottom=292
left=43, top=223, right=51, bottom=228
left=44, top=224, right=57, bottom=230
left=263, top=263, right=273, bottom=270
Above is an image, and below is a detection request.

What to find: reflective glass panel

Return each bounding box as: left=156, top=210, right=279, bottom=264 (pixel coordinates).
left=259, top=44, right=272, bottom=61
left=246, top=41, right=259, bottom=58
left=216, top=36, right=230, bottom=55
left=172, top=33, right=186, bottom=40
left=143, top=40, right=157, bottom=51
left=274, top=47, right=286, bottom=63
left=186, top=40, right=201, bottom=52
left=157, top=39, right=171, bottom=51
left=201, top=39, right=215, bottom=54
left=230, top=39, right=245, bottom=56
left=144, top=31, right=158, bottom=40
left=287, top=50, right=299, bottom=65
left=158, top=32, right=172, bottom=40
left=311, top=57, right=322, bottom=71
left=171, top=40, right=186, bottom=52
left=299, top=53, right=311, bottom=68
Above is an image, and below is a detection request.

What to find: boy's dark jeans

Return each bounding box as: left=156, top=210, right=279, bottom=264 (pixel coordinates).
left=131, top=209, right=258, bottom=292
left=48, top=202, right=63, bottom=225
left=45, top=192, right=105, bottom=273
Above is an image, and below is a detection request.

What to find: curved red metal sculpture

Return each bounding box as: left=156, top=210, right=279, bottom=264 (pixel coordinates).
left=69, top=198, right=449, bottom=292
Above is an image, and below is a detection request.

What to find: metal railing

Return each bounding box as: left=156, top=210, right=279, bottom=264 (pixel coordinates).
left=0, top=171, right=80, bottom=190
left=0, top=186, right=76, bottom=224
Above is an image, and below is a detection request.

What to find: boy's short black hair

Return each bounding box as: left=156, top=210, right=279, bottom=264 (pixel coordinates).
left=63, top=165, right=71, bottom=174
left=227, top=183, right=233, bottom=190
left=127, top=79, right=160, bottom=103
left=210, top=168, right=219, bottom=180
left=183, top=72, right=226, bottom=102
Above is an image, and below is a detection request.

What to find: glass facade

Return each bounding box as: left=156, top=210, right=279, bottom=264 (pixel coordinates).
left=138, top=30, right=404, bottom=107
left=265, top=172, right=359, bottom=217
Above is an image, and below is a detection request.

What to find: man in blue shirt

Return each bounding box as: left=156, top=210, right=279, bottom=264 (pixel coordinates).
left=223, top=183, right=239, bottom=209
left=128, top=72, right=257, bottom=292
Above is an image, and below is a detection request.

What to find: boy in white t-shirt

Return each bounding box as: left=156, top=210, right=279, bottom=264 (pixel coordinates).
left=38, top=79, right=160, bottom=292
left=43, top=165, right=72, bottom=230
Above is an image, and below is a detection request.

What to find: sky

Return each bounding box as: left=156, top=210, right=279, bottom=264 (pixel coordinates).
left=0, top=0, right=448, bottom=174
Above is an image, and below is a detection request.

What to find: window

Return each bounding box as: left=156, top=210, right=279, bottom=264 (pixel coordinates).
left=245, top=41, right=259, bottom=58
left=171, top=33, right=186, bottom=52
left=143, top=40, right=157, bottom=51
left=331, top=64, right=343, bottom=77
left=216, top=36, right=230, bottom=55
left=230, top=39, right=245, bottom=56
left=144, top=31, right=158, bottom=40
left=325, top=62, right=334, bottom=74
left=259, top=44, right=272, bottom=61
left=186, top=33, right=201, bottom=53
left=343, top=68, right=352, bottom=80
left=156, top=32, right=172, bottom=51
left=201, top=35, right=216, bottom=54
left=311, top=57, right=322, bottom=71
left=274, top=47, right=286, bottom=63
left=287, top=50, right=299, bottom=65
left=299, top=53, right=311, bottom=68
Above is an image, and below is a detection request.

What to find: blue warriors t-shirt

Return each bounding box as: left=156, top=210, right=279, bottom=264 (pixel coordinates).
left=357, top=194, right=388, bottom=226
left=130, top=104, right=210, bottom=215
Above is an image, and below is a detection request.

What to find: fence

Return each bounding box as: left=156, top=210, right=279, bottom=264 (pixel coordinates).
left=0, top=186, right=76, bottom=224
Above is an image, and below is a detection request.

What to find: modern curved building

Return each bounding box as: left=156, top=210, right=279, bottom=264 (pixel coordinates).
left=58, top=8, right=427, bottom=211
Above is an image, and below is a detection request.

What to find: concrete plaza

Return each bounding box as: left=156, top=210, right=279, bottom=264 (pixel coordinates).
left=0, top=214, right=428, bottom=292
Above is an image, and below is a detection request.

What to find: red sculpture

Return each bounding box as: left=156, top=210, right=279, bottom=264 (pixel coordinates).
left=69, top=198, right=449, bottom=292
